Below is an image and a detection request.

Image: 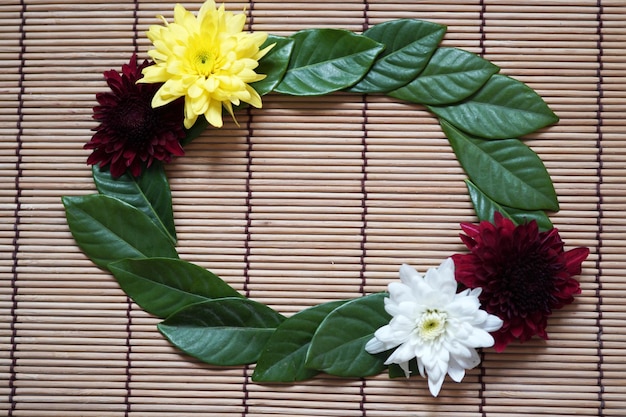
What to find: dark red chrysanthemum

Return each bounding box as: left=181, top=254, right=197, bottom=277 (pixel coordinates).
left=84, top=54, right=185, bottom=177
left=452, top=212, right=589, bottom=352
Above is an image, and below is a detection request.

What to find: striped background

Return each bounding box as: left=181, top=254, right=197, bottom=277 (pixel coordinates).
left=1, top=0, right=625, bottom=415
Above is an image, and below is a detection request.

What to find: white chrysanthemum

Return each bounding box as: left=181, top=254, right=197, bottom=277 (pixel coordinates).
left=365, top=258, right=503, bottom=397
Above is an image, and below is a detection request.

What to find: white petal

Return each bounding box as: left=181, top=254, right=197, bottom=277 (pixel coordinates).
left=448, top=321, right=479, bottom=344
left=411, top=287, right=441, bottom=309
left=398, top=361, right=411, bottom=378
left=428, top=372, right=446, bottom=397
left=412, top=341, right=430, bottom=360
left=467, top=309, right=489, bottom=325
left=481, top=314, right=504, bottom=332
left=424, top=258, right=457, bottom=298
left=465, top=328, right=496, bottom=348
left=453, top=348, right=481, bottom=371
left=386, top=342, right=416, bottom=366
left=387, top=282, right=415, bottom=305
left=399, top=263, right=422, bottom=285
left=398, top=264, right=425, bottom=296
left=365, top=337, right=387, bottom=354
left=374, top=324, right=404, bottom=345
left=422, top=349, right=449, bottom=389
left=393, top=302, right=419, bottom=321
left=447, top=296, right=480, bottom=318
left=386, top=316, right=414, bottom=341
left=423, top=266, right=441, bottom=289
left=445, top=338, right=473, bottom=359
left=446, top=357, right=467, bottom=383
left=469, top=287, right=483, bottom=297
left=416, top=357, right=426, bottom=378
left=381, top=258, right=506, bottom=398
left=382, top=297, right=401, bottom=317
left=437, top=257, right=456, bottom=280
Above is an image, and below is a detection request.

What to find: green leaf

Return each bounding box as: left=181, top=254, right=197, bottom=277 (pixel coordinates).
left=442, top=120, right=559, bottom=211
left=62, top=194, right=178, bottom=269
left=92, top=163, right=176, bottom=244
left=465, top=179, right=554, bottom=230
left=389, top=47, right=499, bottom=105
left=252, top=300, right=348, bottom=382
left=252, top=35, right=295, bottom=96
left=158, top=298, right=285, bottom=366
left=274, top=29, right=384, bottom=96
left=109, top=258, right=242, bottom=318
left=349, top=19, right=446, bottom=93
left=429, top=74, right=559, bottom=139
left=305, top=293, right=390, bottom=377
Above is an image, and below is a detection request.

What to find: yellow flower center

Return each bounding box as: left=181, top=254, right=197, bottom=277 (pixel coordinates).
left=416, top=310, right=447, bottom=341
left=193, top=49, right=216, bottom=76
left=185, top=36, right=219, bottom=77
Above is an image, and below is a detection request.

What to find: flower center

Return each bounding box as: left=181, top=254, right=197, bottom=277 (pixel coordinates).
left=499, top=249, right=555, bottom=314
left=416, top=310, right=447, bottom=341
left=111, top=96, right=157, bottom=148
left=194, top=50, right=215, bottom=76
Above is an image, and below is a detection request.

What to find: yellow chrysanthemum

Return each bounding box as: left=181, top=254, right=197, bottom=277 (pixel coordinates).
left=140, top=0, right=271, bottom=129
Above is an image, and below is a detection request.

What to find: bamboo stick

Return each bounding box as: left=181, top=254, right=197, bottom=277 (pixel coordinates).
left=4, top=2, right=626, bottom=415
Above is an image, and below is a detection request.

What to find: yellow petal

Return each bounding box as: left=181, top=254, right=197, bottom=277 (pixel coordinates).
left=184, top=113, right=198, bottom=130
left=140, top=64, right=168, bottom=83
left=191, top=93, right=209, bottom=115
left=245, top=85, right=262, bottom=108
left=173, top=4, right=197, bottom=30
left=188, top=80, right=204, bottom=99
left=198, top=0, right=217, bottom=22
left=205, top=99, right=224, bottom=128
left=256, top=42, right=274, bottom=60
left=142, top=0, right=269, bottom=129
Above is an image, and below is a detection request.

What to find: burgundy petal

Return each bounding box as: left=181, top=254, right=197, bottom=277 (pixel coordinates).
left=84, top=55, right=186, bottom=177
left=453, top=212, right=589, bottom=351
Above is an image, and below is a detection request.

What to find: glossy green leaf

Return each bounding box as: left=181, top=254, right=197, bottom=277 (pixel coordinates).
left=349, top=19, right=446, bottom=93
left=274, top=29, right=384, bottom=96
left=389, top=47, right=499, bottom=105
left=158, top=298, right=285, bottom=366
left=442, top=120, right=559, bottom=211
left=305, top=293, right=390, bottom=377
left=92, top=164, right=176, bottom=244
left=62, top=194, right=178, bottom=269
left=465, top=179, right=554, bottom=230
left=252, top=35, right=295, bottom=96
left=252, top=300, right=348, bottom=382
left=429, top=74, right=559, bottom=139
left=109, top=258, right=242, bottom=318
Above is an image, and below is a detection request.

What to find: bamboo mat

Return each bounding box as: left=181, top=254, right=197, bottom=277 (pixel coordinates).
left=1, top=0, right=625, bottom=416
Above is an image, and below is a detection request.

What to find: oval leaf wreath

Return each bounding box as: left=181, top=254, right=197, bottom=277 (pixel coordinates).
left=62, top=0, right=590, bottom=397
